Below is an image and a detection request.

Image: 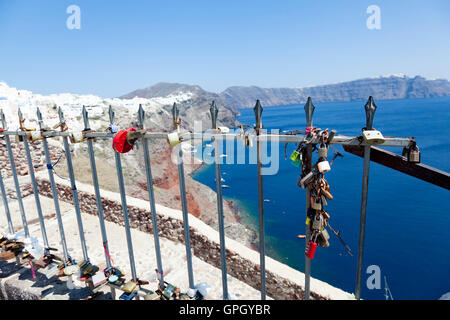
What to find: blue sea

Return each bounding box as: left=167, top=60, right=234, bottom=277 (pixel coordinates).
left=193, top=96, right=450, bottom=300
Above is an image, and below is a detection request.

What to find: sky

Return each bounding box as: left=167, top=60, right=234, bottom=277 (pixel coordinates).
left=0, top=0, right=449, bottom=97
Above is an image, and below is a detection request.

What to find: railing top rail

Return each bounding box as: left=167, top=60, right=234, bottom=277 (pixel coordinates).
left=0, top=130, right=414, bottom=148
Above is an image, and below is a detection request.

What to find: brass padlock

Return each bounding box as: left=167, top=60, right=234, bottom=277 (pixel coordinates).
left=122, top=281, right=138, bottom=294
left=408, top=145, right=421, bottom=163
left=26, top=131, right=43, bottom=142
left=311, top=196, right=322, bottom=210
left=70, top=131, right=86, bottom=144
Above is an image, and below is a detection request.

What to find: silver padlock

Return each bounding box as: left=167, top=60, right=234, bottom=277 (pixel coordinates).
left=312, top=215, right=323, bottom=231
left=318, top=145, right=328, bottom=158
left=321, top=228, right=330, bottom=241
left=167, top=131, right=181, bottom=147
left=317, top=158, right=331, bottom=173
left=299, top=172, right=314, bottom=189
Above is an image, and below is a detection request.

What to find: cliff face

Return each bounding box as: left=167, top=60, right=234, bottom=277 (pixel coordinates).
left=220, top=75, right=450, bottom=108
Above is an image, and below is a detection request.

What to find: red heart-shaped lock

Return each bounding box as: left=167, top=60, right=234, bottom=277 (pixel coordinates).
left=112, top=127, right=137, bottom=154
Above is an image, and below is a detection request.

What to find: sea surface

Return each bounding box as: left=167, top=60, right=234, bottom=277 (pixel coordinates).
left=193, top=97, right=450, bottom=300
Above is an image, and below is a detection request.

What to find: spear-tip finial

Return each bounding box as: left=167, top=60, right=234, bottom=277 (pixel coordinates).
left=172, top=103, right=180, bottom=129
left=0, top=109, right=5, bottom=127
left=138, top=104, right=145, bottom=127
left=364, top=96, right=377, bottom=130
left=253, top=100, right=263, bottom=129
left=108, top=105, right=115, bottom=123
left=210, top=101, right=218, bottom=129
left=304, top=97, right=315, bottom=128
left=58, top=106, right=64, bottom=121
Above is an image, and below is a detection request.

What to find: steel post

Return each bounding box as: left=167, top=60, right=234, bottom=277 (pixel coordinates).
left=1, top=110, right=30, bottom=237
left=108, top=106, right=137, bottom=281
left=82, top=106, right=112, bottom=268
left=355, top=97, right=377, bottom=300
left=138, top=105, right=164, bottom=287
left=210, top=101, right=229, bottom=300
left=254, top=100, right=266, bottom=300
left=36, top=108, right=69, bottom=264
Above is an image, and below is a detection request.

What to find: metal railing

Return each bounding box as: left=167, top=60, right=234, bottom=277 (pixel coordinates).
left=0, top=97, right=415, bottom=300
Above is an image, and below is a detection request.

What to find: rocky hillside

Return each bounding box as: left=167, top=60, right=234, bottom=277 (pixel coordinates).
left=0, top=82, right=254, bottom=246
left=120, top=82, right=240, bottom=126
left=220, top=75, right=450, bottom=108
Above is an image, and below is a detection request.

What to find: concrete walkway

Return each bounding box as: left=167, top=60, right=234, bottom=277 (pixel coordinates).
left=0, top=176, right=264, bottom=300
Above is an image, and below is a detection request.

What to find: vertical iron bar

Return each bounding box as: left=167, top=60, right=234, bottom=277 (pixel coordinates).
left=0, top=166, right=14, bottom=234
left=138, top=105, right=164, bottom=287
left=210, top=101, right=229, bottom=300
left=58, top=108, right=89, bottom=262
left=254, top=100, right=266, bottom=300
left=36, top=108, right=69, bottom=264
left=108, top=106, right=137, bottom=281
left=81, top=106, right=112, bottom=268
left=0, top=110, right=30, bottom=237
left=304, top=97, right=315, bottom=300
left=172, top=103, right=195, bottom=289
left=18, top=109, right=49, bottom=248
left=355, top=97, right=377, bottom=300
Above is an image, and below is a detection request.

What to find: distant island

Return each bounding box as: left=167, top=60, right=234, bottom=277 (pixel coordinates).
left=121, top=74, right=450, bottom=109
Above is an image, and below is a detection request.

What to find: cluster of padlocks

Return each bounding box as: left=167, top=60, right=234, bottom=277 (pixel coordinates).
left=289, top=128, right=342, bottom=259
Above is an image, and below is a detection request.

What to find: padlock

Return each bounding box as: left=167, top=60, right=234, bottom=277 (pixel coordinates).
left=290, top=150, right=302, bottom=167
left=63, top=265, right=79, bottom=276
left=144, top=292, right=161, bottom=300
left=321, top=195, right=328, bottom=207
left=320, top=228, right=330, bottom=241
left=167, top=131, right=180, bottom=147
left=311, top=196, right=322, bottom=210
left=217, top=126, right=230, bottom=134
left=408, top=145, right=421, bottom=163
left=362, top=129, right=385, bottom=145
left=320, top=210, right=330, bottom=220
left=119, top=291, right=137, bottom=301
left=15, top=134, right=24, bottom=143
left=317, top=157, right=331, bottom=173
left=299, top=172, right=314, bottom=189
left=91, top=271, right=107, bottom=287
left=161, top=283, right=177, bottom=300
left=122, top=281, right=138, bottom=294
left=244, top=135, right=253, bottom=147
left=305, top=217, right=311, bottom=226
left=113, top=127, right=138, bottom=154
left=26, top=131, right=43, bottom=142
left=70, top=131, right=85, bottom=144
left=317, top=234, right=330, bottom=248
left=312, top=215, right=323, bottom=231
left=317, top=145, right=328, bottom=158
left=305, top=239, right=318, bottom=259
left=402, top=147, right=409, bottom=158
